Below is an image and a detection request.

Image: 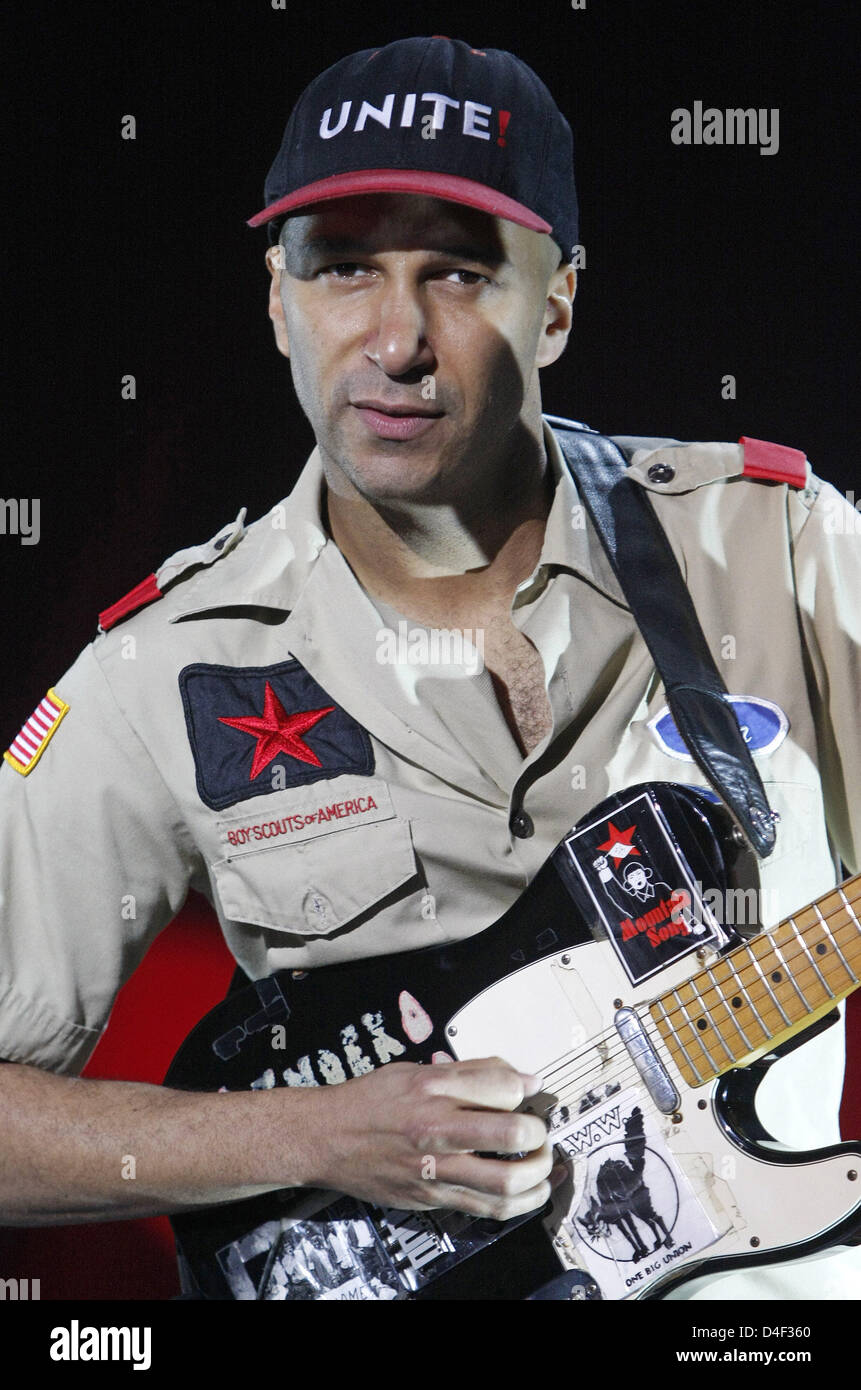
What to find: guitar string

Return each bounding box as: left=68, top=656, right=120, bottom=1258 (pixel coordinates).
left=536, top=945, right=856, bottom=1110
left=256, top=891, right=861, bottom=1117
left=531, top=906, right=861, bottom=1105
left=540, top=931, right=856, bottom=1109
left=654, top=902, right=861, bottom=1037
left=537, top=892, right=861, bottom=1083
left=509, top=894, right=861, bottom=1199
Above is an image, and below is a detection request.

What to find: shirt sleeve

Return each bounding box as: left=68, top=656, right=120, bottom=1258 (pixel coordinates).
left=0, top=642, right=200, bottom=1074
left=792, top=477, right=861, bottom=873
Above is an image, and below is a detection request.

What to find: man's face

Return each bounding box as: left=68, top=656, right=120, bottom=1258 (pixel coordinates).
left=267, top=193, right=574, bottom=505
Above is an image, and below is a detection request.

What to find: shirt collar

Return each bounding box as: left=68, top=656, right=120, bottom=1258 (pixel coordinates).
left=512, top=421, right=629, bottom=609
left=170, top=418, right=628, bottom=620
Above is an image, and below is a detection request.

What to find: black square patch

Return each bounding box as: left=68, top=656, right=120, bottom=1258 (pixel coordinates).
left=179, top=659, right=374, bottom=811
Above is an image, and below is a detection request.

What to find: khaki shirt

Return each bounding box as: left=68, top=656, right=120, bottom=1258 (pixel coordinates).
left=1, top=422, right=859, bottom=1108
left=3, top=419, right=860, bottom=1298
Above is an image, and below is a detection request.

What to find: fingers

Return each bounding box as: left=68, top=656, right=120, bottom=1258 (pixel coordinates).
left=438, top=1141, right=555, bottom=1198
left=420, top=1056, right=544, bottom=1112
left=417, top=1104, right=548, bottom=1157
left=428, top=1142, right=557, bottom=1220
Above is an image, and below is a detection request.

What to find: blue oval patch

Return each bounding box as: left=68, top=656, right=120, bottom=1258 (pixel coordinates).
left=649, top=696, right=789, bottom=761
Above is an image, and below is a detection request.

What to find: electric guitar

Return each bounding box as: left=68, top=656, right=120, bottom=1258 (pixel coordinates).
left=166, top=782, right=861, bottom=1300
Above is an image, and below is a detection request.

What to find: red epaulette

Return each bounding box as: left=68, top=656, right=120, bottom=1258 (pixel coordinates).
left=98, top=574, right=163, bottom=632
left=739, top=436, right=807, bottom=488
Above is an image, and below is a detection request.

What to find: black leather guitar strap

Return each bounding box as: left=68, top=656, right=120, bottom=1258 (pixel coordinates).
left=549, top=418, right=776, bottom=857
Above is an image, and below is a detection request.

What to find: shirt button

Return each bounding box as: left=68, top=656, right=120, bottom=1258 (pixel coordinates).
left=647, top=461, right=676, bottom=484
left=510, top=809, right=535, bottom=839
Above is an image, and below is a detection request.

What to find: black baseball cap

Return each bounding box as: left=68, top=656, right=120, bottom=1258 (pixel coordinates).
left=248, top=36, right=579, bottom=263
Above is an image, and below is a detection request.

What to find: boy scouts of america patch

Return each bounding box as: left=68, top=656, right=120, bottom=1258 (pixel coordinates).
left=180, top=658, right=374, bottom=811
left=4, top=688, right=70, bottom=775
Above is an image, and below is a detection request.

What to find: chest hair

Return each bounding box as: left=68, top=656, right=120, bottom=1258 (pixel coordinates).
left=481, top=616, right=553, bottom=755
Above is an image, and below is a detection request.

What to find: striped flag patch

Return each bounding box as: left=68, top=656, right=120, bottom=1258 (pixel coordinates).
left=4, top=688, right=70, bottom=775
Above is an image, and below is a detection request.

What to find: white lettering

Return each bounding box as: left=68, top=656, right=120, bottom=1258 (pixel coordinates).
left=340, top=1023, right=375, bottom=1077
left=320, top=100, right=352, bottom=139
left=421, top=92, right=460, bottom=131
left=354, top=93, right=395, bottom=132
left=361, top=1011, right=407, bottom=1064
left=49, top=1321, right=151, bottom=1371
left=463, top=100, right=492, bottom=140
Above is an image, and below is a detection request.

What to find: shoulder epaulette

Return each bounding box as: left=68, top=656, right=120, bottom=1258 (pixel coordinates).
left=739, top=436, right=807, bottom=488
left=97, top=509, right=246, bottom=632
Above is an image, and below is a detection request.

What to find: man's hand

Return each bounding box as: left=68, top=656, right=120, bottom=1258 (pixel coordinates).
left=0, top=1056, right=560, bottom=1226
left=300, top=1056, right=558, bottom=1219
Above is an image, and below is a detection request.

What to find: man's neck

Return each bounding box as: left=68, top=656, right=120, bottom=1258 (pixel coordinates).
left=323, top=426, right=554, bottom=624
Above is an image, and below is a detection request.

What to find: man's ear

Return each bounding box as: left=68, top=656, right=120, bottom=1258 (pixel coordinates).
left=536, top=263, right=576, bottom=369
left=266, top=245, right=290, bottom=358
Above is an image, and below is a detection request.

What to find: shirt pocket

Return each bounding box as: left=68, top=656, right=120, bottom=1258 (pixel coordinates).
left=209, top=778, right=418, bottom=936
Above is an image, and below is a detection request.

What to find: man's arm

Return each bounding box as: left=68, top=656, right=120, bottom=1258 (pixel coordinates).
left=0, top=1056, right=555, bottom=1225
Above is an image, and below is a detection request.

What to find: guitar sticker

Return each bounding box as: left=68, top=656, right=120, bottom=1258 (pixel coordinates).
left=562, top=791, right=728, bottom=985
left=399, top=990, right=434, bottom=1044
left=549, top=1088, right=720, bottom=1300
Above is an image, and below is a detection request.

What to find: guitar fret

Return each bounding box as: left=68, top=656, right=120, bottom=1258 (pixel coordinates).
left=746, top=949, right=792, bottom=1026
left=814, top=900, right=857, bottom=983
left=704, top=965, right=753, bottom=1053
left=837, top=889, right=861, bottom=973
left=651, top=871, right=861, bottom=1090
left=672, top=987, right=724, bottom=1070
left=838, top=885, right=861, bottom=932
left=652, top=997, right=705, bottom=1083
left=682, top=984, right=735, bottom=1066
left=726, top=955, right=769, bottom=1035
left=790, top=915, right=834, bottom=997
left=769, top=933, right=811, bottom=1012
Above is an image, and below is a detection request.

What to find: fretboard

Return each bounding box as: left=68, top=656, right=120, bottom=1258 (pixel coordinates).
left=650, top=873, right=861, bottom=1086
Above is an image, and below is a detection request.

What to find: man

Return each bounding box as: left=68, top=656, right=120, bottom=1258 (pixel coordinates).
left=0, top=36, right=858, bottom=1301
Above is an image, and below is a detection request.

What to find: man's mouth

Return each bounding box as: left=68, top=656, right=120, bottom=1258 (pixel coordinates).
left=351, top=400, right=444, bottom=441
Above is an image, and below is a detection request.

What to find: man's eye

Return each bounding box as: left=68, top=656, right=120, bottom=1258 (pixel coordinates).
left=321, top=263, right=371, bottom=279
left=442, top=269, right=487, bottom=285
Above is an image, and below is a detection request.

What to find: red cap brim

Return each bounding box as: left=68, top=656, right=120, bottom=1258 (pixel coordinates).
left=247, top=168, right=552, bottom=234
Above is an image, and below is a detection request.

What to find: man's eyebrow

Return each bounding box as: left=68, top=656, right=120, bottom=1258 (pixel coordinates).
left=300, top=236, right=507, bottom=266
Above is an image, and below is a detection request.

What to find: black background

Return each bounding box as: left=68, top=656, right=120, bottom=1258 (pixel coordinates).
left=1, top=0, right=857, bottom=742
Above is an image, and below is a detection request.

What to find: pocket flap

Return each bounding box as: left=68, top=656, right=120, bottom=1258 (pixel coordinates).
left=211, top=780, right=417, bottom=935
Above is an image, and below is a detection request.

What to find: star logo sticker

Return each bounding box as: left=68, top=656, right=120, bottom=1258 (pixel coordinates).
left=218, top=681, right=335, bottom=780
left=597, top=821, right=641, bottom=861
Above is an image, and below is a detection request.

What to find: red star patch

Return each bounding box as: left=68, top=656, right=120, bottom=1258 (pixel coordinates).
left=218, top=681, right=335, bottom=780
left=597, top=821, right=641, bottom=861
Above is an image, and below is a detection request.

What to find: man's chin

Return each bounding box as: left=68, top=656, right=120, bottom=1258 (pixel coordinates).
left=348, top=465, right=452, bottom=506
left=329, top=431, right=459, bottom=504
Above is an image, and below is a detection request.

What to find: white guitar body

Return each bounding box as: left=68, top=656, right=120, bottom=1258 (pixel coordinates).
left=449, top=938, right=860, bottom=1300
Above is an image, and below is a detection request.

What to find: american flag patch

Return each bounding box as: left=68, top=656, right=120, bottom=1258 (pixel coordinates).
left=4, top=688, right=70, bottom=775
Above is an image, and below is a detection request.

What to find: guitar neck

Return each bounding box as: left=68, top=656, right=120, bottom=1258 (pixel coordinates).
left=651, top=873, right=861, bottom=1086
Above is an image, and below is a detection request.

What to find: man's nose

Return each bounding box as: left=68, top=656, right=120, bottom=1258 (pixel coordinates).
left=363, top=282, right=433, bottom=376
